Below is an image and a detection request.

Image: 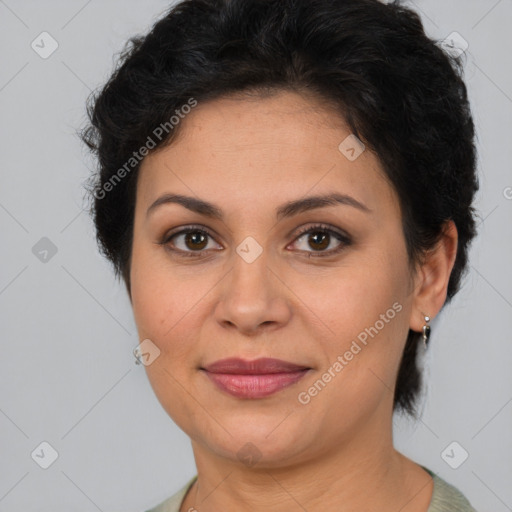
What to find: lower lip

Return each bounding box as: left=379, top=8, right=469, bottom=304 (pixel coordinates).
left=202, top=370, right=310, bottom=399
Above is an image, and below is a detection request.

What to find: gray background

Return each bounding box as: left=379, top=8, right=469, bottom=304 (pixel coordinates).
left=0, top=0, right=511, bottom=510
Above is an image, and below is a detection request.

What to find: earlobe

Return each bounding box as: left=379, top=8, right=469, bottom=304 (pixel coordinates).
left=409, top=220, right=458, bottom=334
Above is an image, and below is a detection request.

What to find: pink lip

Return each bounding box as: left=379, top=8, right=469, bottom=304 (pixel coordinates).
left=201, top=358, right=311, bottom=399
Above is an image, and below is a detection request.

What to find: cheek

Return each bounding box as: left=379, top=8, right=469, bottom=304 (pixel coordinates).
left=296, top=241, right=411, bottom=384
left=307, top=262, right=407, bottom=340
left=129, top=245, right=201, bottom=421
left=129, top=241, right=211, bottom=365
left=130, top=237, right=180, bottom=344
left=294, top=265, right=409, bottom=428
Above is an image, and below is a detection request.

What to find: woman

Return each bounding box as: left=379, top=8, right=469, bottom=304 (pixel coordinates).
left=81, top=0, right=480, bottom=510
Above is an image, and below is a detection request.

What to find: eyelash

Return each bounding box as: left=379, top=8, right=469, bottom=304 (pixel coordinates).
left=158, top=223, right=352, bottom=259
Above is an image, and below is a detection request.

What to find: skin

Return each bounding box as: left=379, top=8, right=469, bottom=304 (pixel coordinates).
left=129, top=90, right=458, bottom=512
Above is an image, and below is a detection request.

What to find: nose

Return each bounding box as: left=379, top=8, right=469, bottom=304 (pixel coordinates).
left=214, top=246, right=292, bottom=336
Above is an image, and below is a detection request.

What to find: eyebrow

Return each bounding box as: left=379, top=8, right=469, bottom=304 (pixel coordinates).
left=146, top=192, right=371, bottom=220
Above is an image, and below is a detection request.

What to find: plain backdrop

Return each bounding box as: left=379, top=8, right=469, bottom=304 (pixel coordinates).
left=0, top=1, right=511, bottom=511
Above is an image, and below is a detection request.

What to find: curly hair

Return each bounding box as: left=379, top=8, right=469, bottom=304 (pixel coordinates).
left=81, top=0, right=479, bottom=417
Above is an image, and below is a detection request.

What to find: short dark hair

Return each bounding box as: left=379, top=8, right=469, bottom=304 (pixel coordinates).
left=81, top=0, right=479, bottom=417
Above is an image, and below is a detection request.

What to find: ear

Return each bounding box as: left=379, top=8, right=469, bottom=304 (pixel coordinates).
left=409, top=220, right=458, bottom=333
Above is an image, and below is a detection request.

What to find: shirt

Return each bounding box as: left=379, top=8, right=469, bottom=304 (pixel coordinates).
left=145, top=465, right=478, bottom=512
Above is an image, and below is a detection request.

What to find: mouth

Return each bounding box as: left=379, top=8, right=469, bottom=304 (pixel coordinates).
left=200, top=357, right=312, bottom=399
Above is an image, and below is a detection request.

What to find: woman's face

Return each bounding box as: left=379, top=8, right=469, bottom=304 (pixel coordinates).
left=130, top=90, right=419, bottom=467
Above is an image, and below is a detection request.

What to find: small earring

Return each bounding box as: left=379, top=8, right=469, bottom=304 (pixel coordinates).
left=421, top=313, right=431, bottom=348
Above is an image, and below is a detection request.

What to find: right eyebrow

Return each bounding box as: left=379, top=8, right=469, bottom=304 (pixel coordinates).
left=147, top=194, right=223, bottom=219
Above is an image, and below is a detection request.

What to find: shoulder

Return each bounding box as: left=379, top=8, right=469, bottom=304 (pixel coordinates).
left=422, top=466, right=479, bottom=512
left=143, top=475, right=197, bottom=512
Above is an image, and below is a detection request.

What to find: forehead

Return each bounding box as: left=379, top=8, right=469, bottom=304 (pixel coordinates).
left=136, top=90, right=397, bottom=216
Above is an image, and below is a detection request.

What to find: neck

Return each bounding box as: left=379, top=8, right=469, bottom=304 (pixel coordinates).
left=181, top=411, right=433, bottom=512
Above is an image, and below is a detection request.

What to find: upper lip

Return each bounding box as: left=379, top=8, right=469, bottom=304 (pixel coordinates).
left=202, top=357, right=310, bottom=374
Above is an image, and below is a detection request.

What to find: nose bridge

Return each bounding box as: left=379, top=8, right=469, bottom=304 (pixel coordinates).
left=228, top=239, right=274, bottom=308
left=215, top=237, right=291, bottom=333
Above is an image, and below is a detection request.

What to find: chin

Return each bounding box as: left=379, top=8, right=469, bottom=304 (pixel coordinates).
left=191, top=414, right=320, bottom=467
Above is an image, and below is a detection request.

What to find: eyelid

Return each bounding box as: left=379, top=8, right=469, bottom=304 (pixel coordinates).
left=291, top=223, right=350, bottom=242
left=162, top=224, right=214, bottom=240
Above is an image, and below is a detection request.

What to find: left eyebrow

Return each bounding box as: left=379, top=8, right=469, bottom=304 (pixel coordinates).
left=146, top=192, right=372, bottom=220
left=275, top=193, right=372, bottom=220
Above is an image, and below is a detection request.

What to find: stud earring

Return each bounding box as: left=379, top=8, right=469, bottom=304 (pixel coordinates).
left=421, top=313, right=431, bottom=348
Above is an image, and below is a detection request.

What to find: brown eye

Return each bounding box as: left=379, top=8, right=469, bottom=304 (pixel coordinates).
left=183, top=231, right=208, bottom=250
left=307, top=231, right=330, bottom=251
left=161, top=226, right=222, bottom=256
left=290, top=224, right=352, bottom=256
